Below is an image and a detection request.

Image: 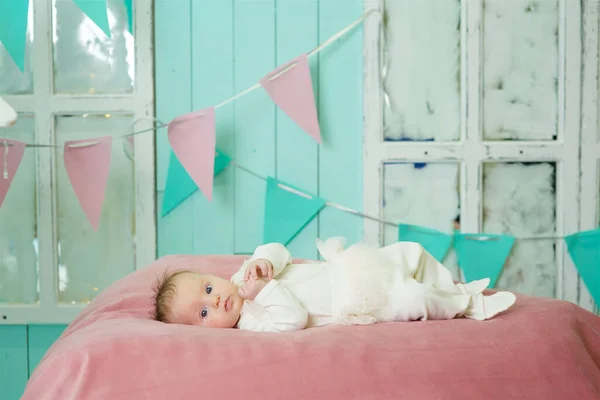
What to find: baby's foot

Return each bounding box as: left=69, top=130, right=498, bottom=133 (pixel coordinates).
left=464, top=291, right=516, bottom=321
left=457, top=278, right=490, bottom=296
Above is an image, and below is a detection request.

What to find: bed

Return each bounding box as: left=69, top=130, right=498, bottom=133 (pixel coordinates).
left=22, top=254, right=600, bottom=399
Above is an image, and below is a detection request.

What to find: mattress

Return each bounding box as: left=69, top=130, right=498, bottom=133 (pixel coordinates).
left=22, top=254, right=600, bottom=399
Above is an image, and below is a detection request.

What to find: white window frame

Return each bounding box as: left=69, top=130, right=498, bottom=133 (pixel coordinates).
left=363, top=0, right=590, bottom=309
left=1, top=0, right=156, bottom=324
left=579, top=0, right=599, bottom=313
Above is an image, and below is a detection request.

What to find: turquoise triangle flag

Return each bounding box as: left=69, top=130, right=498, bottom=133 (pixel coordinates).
left=124, top=0, right=133, bottom=34
left=161, top=149, right=230, bottom=217
left=399, top=224, right=453, bottom=262
left=73, top=0, right=111, bottom=37
left=0, top=0, right=30, bottom=71
left=565, top=229, right=600, bottom=305
left=454, top=234, right=515, bottom=288
left=263, top=177, right=326, bottom=245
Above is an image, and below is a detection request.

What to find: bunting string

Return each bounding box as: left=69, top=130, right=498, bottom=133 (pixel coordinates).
left=3, top=5, right=598, bottom=301
left=3, top=9, right=378, bottom=149
left=227, top=159, right=564, bottom=242
left=0, top=4, right=572, bottom=242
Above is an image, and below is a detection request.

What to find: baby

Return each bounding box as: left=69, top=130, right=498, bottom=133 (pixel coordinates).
left=152, top=237, right=516, bottom=332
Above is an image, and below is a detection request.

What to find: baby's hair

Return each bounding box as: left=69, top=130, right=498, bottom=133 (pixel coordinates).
left=151, top=269, right=191, bottom=322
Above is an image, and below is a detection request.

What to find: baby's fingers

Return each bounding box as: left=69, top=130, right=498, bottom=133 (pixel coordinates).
left=259, top=262, right=269, bottom=278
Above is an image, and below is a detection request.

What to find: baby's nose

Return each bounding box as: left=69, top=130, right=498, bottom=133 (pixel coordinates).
left=213, top=295, right=220, bottom=308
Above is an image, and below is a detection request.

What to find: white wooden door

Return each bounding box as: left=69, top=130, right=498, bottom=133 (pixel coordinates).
left=364, top=0, right=596, bottom=312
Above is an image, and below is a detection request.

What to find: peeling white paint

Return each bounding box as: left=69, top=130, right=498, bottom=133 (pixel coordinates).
left=483, top=163, right=556, bottom=296
left=482, top=0, right=558, bottom=140
left=382, top=0, right=461, bottom=141
left=366, top=0, right=591, bottom=309
left=382, top=162, right=460, bottom=279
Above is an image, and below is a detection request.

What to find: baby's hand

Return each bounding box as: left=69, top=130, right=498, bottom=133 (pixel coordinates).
left=244, top=258, right=274, bottom=281
left=238, top=279, right=268, bottom=301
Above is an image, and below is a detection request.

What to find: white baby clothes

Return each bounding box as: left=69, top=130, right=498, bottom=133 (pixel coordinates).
left=232, top=238, right=516, bottom=332
left=231, top=243, right=335, bottom=331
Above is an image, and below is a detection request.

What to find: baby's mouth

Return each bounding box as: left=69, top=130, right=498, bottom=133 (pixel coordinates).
left=224, top=296, right=231, bottom=312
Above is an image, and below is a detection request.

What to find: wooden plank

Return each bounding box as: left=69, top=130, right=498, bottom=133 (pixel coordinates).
left=156, top=192, right=194, bottom=256
left=362, top=0, right=384, bottom=245
left=154, top=0, right=194, bottom=256
left=317, top=0, right=364, bottom=246
left=27, top=325, right=66, bottom=377
left=233, top=0, right=276, bottom=254
left=0, top=325, right=28, bottom=400
left=190, top=0, right=235, bottom=255
left=579, top=0, right=599, bottom=312
left=276, top=0, right=320, bottom=260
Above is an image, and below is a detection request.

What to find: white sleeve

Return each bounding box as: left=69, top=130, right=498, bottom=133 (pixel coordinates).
left=230, top=243, right=293, bottom=286
left=236, top=280, right=308, bottom=332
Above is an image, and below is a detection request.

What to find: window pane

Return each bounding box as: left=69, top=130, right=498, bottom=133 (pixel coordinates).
left=482, top=0, right=558, bottom=140
left=0, top=114, right=38, bottom=304
left=382, top=162, right=461, bottom=278
left=0, top=0, right=34, bottom=94
left=382, top=0, right=461, bottom=141
left=482, top=162, right=556, bottom=297
left=55, top=115, right=134, bottom=304
left=52, top=0, right=134, bottom=94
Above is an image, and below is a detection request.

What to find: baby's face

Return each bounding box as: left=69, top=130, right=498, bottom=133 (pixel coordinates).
left=169, top=272, right=243, bottom=328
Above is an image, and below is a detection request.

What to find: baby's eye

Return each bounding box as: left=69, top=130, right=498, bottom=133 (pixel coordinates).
left=206, top=284, right=212, bottom=295
left=201, top=308, right=208, bottom=318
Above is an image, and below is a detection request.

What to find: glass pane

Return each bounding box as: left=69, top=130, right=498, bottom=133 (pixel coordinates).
left=55, top=114, right=134, bottom=304
left=0, top=114, right=38, bottom=304
left=482, top=162, right=556, bottom=297
left=52, top=0, right=134, bottom=94
left=482, top=0, right=558, bottom=140
left=383, top=162, right=461, bottom=279
left=0, top=0, right=34, bottom=94
left=382, top=0, right=461, bottom=141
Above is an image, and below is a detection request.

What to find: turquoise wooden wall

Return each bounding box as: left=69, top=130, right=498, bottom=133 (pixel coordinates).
left=0, top=325, right=66, bottom=399
left=0, top=2, right=364, bottom=398
left=155, top=0, right=365, bottom=260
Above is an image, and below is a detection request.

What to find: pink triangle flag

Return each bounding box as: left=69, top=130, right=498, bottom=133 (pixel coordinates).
left=0, top=139, right=26, bottom=208
left=167, top=107, right=217, bottom=201
left=260, top=54, right=322, bottom=144
left=63, top=136, right=112, bottom=231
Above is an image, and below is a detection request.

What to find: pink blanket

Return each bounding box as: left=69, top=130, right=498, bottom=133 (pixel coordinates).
left=23, top=255, right=600, bottom=399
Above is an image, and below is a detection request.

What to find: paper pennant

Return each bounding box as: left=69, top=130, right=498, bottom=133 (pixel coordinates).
left=399, top=224, right=453, bottom=263
left=0, top=139, right=26, bottom=208
left=263, top=177, right=326, bottom=245
left=0, top=0, right=30, bottom=71
left=124, top=0, right=133, bottom=34
left=167, top=107, right=217, bottom=201
left=161, top=149, right=231, bottom=217
left=565, top=229, right=600, bottom=305
left=73, top=0, right=111, bottom=37
left=454, top=234, right=515, bottom=288
left=260, top=54, right=322, bottom=144
left=63, top=136, right=112, bottom=230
